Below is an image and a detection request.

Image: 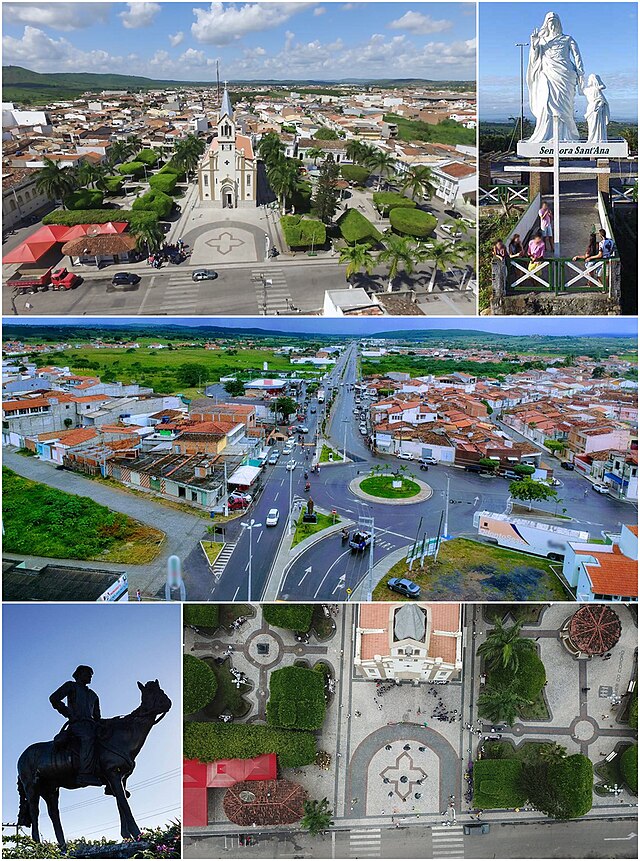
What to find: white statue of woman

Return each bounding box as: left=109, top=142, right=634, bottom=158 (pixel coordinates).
left=527, top=11, right=585, bottom=142
left=584, top=74, right=610, bottom=143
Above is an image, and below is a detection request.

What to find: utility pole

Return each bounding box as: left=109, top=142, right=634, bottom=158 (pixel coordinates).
left=223, top=460, right=229, bottom=517
left=516, top=43, right=528, bottom=140
left=443, top=474, right=451, bottom=539
left=360, top=515, right=375, bottom=601
left=342, top=417, right=349, bottom=462
left=241, top=518, right=262, bottom=601
left=288, top=460, right=295, bottom=533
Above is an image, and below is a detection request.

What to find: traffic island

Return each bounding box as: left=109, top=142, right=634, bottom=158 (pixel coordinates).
left=349, top=473, right=432, bottom=505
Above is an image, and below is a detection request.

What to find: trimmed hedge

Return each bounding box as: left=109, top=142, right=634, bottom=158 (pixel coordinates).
left=103, top=176, right=124, bottom=195
left=136, top=148, right=161, bottom=166
left=629, top=689, right=638, bottom=729
left=489, top=649, right=546, bottom=702
left=183, top=654, right=218, bottom=715
left=266, top=666, right=326, bottom=730
left=341, top=164, right=370, bottom=185
left=620, top=744, right=637, bottom=793
left=43, top=209, right=159, bottom=229
left=159, top=161, right=184, bottom=178
left=149, top=173, right=179, bottom=195
left=63, top=189, right=104, bottom=210
left=373, top=191, right=416, bottom=216
left=117, top=161, right=146, bottom=177
left=281, top=215, right=326, bottom=249
left=132, top=189, right=173, bottom=219
left=545, top=755, right=593, bottom=818
left=389, top=207, right=437, bottom=238
left=184, top=604, right=220, bottom=629
left=338, top=208, right=383, bottom=246
left=473, top=759, right=526, bottom=808
left=263, top=604, right=313, bottom=632
left=184, top=722, right=317, bottom=768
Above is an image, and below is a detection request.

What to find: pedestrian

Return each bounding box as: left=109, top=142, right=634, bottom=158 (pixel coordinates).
left=136, top=589, right=141, bottom=602
left=527, top=230, right=546, bottom=272
left=538, top=201, right=554, bottom=252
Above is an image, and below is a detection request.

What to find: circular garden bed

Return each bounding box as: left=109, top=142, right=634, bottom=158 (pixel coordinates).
left=359, top=475, right=421, bottom=499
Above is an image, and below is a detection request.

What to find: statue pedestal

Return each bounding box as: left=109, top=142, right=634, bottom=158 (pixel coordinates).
left=528, top=159, right=553, bottom=198
left=517, top=139, right=629, bottom=158
left=597, top=159, right=610, bottom=194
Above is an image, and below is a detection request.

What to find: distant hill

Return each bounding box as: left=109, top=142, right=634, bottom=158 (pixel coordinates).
left=2, top=65, right=474, bottom=105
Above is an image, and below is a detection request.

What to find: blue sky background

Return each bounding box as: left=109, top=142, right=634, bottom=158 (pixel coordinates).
left=480, top=2, right=638, bottom=121
left=2, top=604, right=182, bottom=843
left=3, top=2, right=476, bottom=81
left=5, top=317, right=638, bottom=337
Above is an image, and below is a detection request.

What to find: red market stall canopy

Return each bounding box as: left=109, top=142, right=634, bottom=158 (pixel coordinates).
left=3, top=222, right=128, bottom=265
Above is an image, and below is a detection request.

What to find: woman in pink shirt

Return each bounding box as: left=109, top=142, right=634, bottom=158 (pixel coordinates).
left=538, top=202, right=554, bottom=252
left=527, top=230, right=546, bottom=272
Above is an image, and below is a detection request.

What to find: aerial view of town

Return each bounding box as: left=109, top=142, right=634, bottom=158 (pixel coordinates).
left=2, top=317, right=636, bottom=604
left=478, top=3, right=638, bottom=317
left=182, top=600, right=638, bottom=859
left=2, top=2, right=477, bottom=317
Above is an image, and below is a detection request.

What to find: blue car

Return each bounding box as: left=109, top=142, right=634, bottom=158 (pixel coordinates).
left=387, top=577, right=421, bottom=598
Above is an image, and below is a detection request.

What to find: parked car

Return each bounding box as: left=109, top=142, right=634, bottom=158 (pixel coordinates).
left=397, top=452, right=413, bottom=461
left=229, top=492, right=252, bottom=503
left=419, top=456, right=437, bottom=466
left=268, top=454, right=279, bottom=465
left=111, top=272, right=140, bottom=286
left=463, top=823, right=490, bottom=836
left=503, top=470, right=520, bottom=480
left=227, top=496, right=249, bottom=511
left=266, top=508, right=280, bottom=526
left=560, top=461, right=574, bottom=470
left=592, top=483, right=610, bottom=494
left=387, top=577, right=421, bottom=598
left=295, top=425, right=309, bottom=433
left=192, top=269, right=218, bottom=281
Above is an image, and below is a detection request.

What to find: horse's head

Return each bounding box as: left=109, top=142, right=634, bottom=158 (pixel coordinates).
left=137, top=680, right=172, bottom=722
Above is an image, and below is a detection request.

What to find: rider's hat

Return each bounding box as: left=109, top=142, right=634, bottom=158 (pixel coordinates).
left=72, top=665, right=94, bottom=681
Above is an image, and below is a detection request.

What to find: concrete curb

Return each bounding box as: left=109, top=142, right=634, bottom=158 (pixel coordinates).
left=348, top=475, right=433, bottom=505
left=350, top=544, right=411, bottom=600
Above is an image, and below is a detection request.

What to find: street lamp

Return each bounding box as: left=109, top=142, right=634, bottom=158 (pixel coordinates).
left=240, top=518, right=262, bottom=602
left=515, top=42, right=528, bottom=141
left=287, top=460, right=297, bottom=534
left=342, top=418, right=349, bottom=462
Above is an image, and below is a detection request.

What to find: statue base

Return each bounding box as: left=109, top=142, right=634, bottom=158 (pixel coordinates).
left=517, top=139, right=629, bottom=158
left=70, top=841, right=153, bottom=859
left=303, top=513, right=318, bottom=523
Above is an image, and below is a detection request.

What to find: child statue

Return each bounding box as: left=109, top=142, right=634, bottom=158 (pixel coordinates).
left=584, top=74, right=610, bottom=143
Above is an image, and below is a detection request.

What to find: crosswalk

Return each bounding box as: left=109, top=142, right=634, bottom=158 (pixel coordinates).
left=251, top=268, right=293, bottom=315
left=431, top=825, right=465, bottom=858
left=349, top=828, right=381, bottom=858
left=147, top=271, right=203, bottom=314
left=210, top=541, right=237, bottom=582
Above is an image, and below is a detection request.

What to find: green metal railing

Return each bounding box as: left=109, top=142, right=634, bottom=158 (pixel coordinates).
left=479, top=185, right=529, bottom=206
left=506, top=256, right=616, bottom=295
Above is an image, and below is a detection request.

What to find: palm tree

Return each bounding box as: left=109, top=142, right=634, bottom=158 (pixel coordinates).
left=130, top=221, right=165, bottom=256
left=444, top=217, right=469, bottom=238
left=35, top=157, right=76, bottom=209
left=478, top=684, right=530, bottom=725
left=539, top=743, right=567, bottom=765
left=425, top=240, right=461, bottom=292
left=365, top=150, right=397, bottom=191
left=301, top=798, right=334, bottom=836
left=306, top=146, right=326, bottom=167
left=477, top=619, right=536, bottom=673
left=401, top=165, right=437, bottom=203
left=258, top=132, right=284, bottom=168
left=346, top=139, right=367, bottom=164
left=338, top=243, right=376, bottom=287
left=173, top=134, right=206, bottom=177
left=126, top=134, right=142, bottom=154
left=107, top=140, right=136, bottom=169
left=267, top=156, right=299, bottom=213
left=378, top=234, right=424, bottom=292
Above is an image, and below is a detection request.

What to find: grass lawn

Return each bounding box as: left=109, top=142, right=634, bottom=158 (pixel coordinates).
left=220, top=603, right=255, bottom=628
left=311, top=605, right=338, bottom=640
left=472, top=758, right=526, bottom=808
left=483, top=604, right=545, bottom=625
left=372, top=538, right=571, bottom=602
left=3, top=467, right=164, bottom=563
left=360, top=475, right=420, bottom=499
left=197, top=657, right=252, bottom=719
left=594, top=743, right=635, bottom=794
left=292, top=511, right=340, bottom=547
left=201, top=541, right=223, bottom=566
left=319, top=444, right=343, bottom=463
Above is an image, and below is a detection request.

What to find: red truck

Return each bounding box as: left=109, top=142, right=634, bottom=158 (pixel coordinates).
left=6, top=267, right=53, bottom=293
left=51, top=268, right=82, bottom=290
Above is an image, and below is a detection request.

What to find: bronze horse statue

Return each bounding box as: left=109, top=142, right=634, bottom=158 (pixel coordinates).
left=17, top=680, right=171, bottom=850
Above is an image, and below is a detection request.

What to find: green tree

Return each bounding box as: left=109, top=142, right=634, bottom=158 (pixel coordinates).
left=35, top=157, right=76, bottom=208
left=345, top=139, right=368, bottom=164
left=478, top=619, right=536, bottom=673
left=508, top=477, right=559, bottom=511
left=544, top=439, right=566, bottom=454
left=592, top=365, right=606, bottom=378
left=400, top=165, right=437, bottom=202
left=478, top=457, right=499, bottom=472
left=267, top=156, right=300, bottom=213
left=301, top=797, right=334, bottom=836
left=130, top=220, right=165, bottom=255
left=258, top=132, right=284, bottom=168
left=312, top=155, right=340, bottom=224
left=313, top=127, right=339, bottom=141
left=63, top=418, right=74, bottom=429
left=172, top=134, right=206, bottom=176
left=224, top=379, right=245, bottom=397
left=306, top=146, right=326, bottom=166
left=478, top=684, right=531, bottom=725
left=379, top=234, right=424, bottom=292
left=107, top=140, right=136, bottom=169
left=271, top=395, right=298, bottom=423
left=338, top=243, right=376, bottom=286
left=365, top=149, right=397, bottom=191
left=513, top=463, right=536, bottom=476
left=426, top=240, right=461, bottom=292
left=177, top=363, right=204, bottom=387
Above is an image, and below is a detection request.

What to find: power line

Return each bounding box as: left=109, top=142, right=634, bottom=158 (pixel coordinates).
left=73, top=804, right=181, bottom=838
left=58, top=769, right=182, bottom=814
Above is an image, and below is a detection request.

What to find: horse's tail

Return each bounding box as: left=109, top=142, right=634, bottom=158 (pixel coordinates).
left=17, top=778, right=31, bottom=827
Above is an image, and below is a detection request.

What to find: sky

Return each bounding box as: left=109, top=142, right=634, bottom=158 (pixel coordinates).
left=2, top=603, right=182, bottom=844
left=5, top=316, right=638, bottom=337
left=2, top=1, right=476, bottom=82
left=480, top=1, right=638, bottom=121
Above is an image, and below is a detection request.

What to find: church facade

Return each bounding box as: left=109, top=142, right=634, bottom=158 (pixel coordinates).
left=197, top=86, right=257, bottom=208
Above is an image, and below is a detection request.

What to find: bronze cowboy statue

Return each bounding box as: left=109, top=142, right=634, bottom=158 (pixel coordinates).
left=17, top=668, right=171, bottom=850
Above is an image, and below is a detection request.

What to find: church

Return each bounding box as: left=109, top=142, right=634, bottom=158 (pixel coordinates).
left=197, top=85, right=257, bottom=208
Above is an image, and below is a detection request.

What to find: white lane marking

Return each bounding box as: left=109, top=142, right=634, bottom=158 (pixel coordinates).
left=233, top=586, right=240, bottom=600
left=313, top=548, right=352, bottom=598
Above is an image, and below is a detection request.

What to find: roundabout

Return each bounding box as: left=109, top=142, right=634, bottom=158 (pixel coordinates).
left=349, top=473, right=433, bottom=505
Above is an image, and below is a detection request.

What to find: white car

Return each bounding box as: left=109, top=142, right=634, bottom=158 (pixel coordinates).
left=397, top=452, right=413, bottom=461
left=283, top=445, right=294, bottom=455
left=286, top=460, right=297, bottom=471
left=266, top=508, right=280, bottom=526
left=592, top=484, right=610, bottom=494
left=441, top=223, right=462, bottom=237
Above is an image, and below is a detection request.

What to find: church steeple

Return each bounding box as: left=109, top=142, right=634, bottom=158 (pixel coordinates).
left=220, top=81, right=233, bottom=120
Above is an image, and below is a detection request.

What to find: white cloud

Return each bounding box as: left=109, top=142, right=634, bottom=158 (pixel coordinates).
left=254, top=46, right=266, bottom=56
left=342, top=3, right=354, bottom=9
left=388, top=11, right=452, bottom=35
left=3, top=3, right=110, bottom=31
left=169, top=31, right=184, bottom=47
left=119, top=2, right=160, bottom=29
left=284, top=30, right=295, bottom=52
left=191, top=2, right=310, bottom=46
left=313, top=7, right=326, bottom=16
left=2, top=25, right=122, bottom=73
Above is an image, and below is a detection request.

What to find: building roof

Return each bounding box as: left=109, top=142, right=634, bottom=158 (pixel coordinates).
left=359, top=603, right=460, bottom=664
left=566, top=605, right=622, bottom=654
left=62, top=234, right=137, bottom=256
left=582, top=544, right=638, bottom=597
left=223, top=779, right=306, bottom=826
left=2, top=559, right=124, bottom=602
left=220, top=86, right=234, bottom=120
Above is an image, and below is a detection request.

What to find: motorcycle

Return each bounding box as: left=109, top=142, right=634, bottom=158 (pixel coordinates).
left=305, top=481, right=311, bottom=492
left=341, top=529, right=350, bottom=544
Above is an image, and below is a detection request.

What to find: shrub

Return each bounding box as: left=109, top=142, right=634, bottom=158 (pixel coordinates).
left=341, top=165, right=370, bottom=185
left=103, top=176, right=124, bottom=195
left=373, top=191, right=416, bottom=216
left=132, top=189, right=173, bottom=219
left=263, top=604, right=313, bottom=632
left=159, top=160, right=184, bottom=178
left=620, top=744, right=638, bottom=793
left=149, top=173, right=179, bottom=195
left=183, top=655, right=218, bottom=715
left=63, top=189, right=104, bottom=210
left=473, top=759, right=525, bottom=808
left=489, top=649, right=546, bottom=702
left=629, top=688, right=638, bottom=729
left=338, top=208, right=383, bottom=246
left=136, top=148, right=161, bottom=166
left=43, top=209, right=159, bottom=230
left=184, top=722, right=317, bottom=768
left=117, top=161, right=146, bottom=177
left=184, top=604, right=220, bottom=629
left=266, top=666, right=326, bottom=730
left=281, top=215, right=326, bottom=249
left=542, top=755, right=593, bottom=818
left=389, top=207, right=437, bottom=238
